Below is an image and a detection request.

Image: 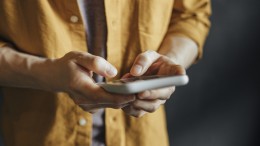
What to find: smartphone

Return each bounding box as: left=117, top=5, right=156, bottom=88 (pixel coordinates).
left=97, top=75, right=189, bottom=94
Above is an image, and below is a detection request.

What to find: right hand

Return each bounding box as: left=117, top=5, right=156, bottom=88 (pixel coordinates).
left=45, top=51, right=135, bottom=112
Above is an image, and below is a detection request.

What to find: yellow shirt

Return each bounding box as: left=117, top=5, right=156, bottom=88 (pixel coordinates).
left=0, top=0, right=211, bottom=146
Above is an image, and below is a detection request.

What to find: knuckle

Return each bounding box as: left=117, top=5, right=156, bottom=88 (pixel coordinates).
left=169, top=87, right=176, bottom=96
left=166, top=87, right=175, bottom=98
left=148, top=91, right=156, bottom=99
left=126, top=106, right=146, bottom=118
left=170, top=86, right=176, bottom=92
left=161, top=100, right=167, bottom=104
left=143, top=91, right=156, bottom=100
left=148, top=106, right=157, bottom=113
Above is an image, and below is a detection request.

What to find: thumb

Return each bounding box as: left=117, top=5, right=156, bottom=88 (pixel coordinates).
left=75, top=53, right=117, bottom=78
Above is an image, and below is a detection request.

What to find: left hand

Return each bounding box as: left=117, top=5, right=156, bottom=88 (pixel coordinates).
left=122, top=50, right=186, bottom=117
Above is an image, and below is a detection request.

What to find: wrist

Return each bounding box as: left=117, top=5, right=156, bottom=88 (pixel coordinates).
left=29, top=57, right=59, bottom=92
left=158, top=35, right=198, bottom=68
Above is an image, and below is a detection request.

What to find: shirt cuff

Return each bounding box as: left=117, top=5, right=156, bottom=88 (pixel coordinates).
left=167, top=19, right=210, bottom=62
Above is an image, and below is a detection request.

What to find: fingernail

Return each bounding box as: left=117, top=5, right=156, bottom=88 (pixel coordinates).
left=132, top=65, right=142, bottom=75
left=106, top=65, right=117, bottom=77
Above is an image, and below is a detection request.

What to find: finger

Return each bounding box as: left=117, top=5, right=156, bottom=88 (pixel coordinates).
left=75, top=82, right=136, bottom=107
left=143, top=61, right=162, bottom=76
left=171, top=64, right=186, bottom=75
left=121, top=73, right=133, bottom=79
left=79, top=102, right=129, bottom=111
left=94, top=87, right=136, bottom=106
left=156, top=57, right=186, bottom=75
left=162, top=64, right=186, bottom=76
left=130, top=50, right=161, bottom=76
left=67, top=63, right=135, bottom=108
left=74, top=53, right=117, bottom=78
left=122, top=105, right=147, bottom=118
left=137, top=86, right=175, bottom=100
left=132, top=99, right=166, bottom=113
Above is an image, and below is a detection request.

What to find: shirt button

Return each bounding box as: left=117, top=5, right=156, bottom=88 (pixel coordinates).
left=79, top=117, right=87, bottom=126
left=111, top=20, right=116, bottom=25
left=112, top=117, right=116, bottom=121
left=70, top=15, right=79, bottom=23
left=110, top=117, right=116, bottom=123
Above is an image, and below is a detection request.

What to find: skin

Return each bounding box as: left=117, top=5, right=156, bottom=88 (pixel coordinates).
left=0, top=48, right=135, bottom=111
left=122, top=35, right=198, bottom=117
left=0, top=35, right=197, bottom=117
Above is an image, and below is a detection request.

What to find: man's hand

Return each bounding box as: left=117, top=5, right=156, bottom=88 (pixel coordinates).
left=122, top=51, right=185, bottom=117
left=48, top=51, right=135, bottom=111
left=0, top=47, right=135, bottom=112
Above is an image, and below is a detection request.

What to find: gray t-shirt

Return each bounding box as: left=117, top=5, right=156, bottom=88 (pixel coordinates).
left=77, top=0, right=107, bottom=146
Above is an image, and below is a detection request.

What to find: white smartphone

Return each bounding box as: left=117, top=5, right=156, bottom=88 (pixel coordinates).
left=97, top=75, right=189, bottom=94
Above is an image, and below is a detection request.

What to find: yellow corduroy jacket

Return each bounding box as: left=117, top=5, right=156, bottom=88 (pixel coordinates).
left=0, top=0, right=211, bottom=146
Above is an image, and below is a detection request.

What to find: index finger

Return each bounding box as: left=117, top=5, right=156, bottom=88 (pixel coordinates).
left=74, top=53, right=118, bottom=78
left=130, top=51, right=161, bottom=76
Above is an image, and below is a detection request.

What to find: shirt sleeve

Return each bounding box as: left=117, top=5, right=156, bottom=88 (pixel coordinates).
left=168, top=0, right=212, bottom=60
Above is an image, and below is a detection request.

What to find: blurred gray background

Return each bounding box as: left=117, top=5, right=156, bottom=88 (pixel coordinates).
left=1, top=0, right=260, bottom=146
left=166, top=0, right=260, bottom=146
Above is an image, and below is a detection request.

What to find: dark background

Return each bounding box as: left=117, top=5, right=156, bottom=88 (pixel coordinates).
left=1, top=0, right=260, bottom=146
left=166, top=0, right=260, bottom=146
